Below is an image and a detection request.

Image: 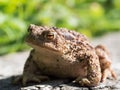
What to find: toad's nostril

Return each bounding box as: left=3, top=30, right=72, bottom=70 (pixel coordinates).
left=28, top=24, right=36, bottom=32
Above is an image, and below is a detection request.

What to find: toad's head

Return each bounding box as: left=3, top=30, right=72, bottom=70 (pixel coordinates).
left=26, top=24, right=72, bottom=54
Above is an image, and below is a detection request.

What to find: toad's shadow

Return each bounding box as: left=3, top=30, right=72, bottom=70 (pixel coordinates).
left=0, top=75, right=118, bottom=90
left=0, top=76, right=20, bottom=90
left=0, top=75, right=92, bottom=90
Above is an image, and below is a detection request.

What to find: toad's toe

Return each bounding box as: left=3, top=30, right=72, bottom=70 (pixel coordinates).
left=79, top=78, right=90, bottom=86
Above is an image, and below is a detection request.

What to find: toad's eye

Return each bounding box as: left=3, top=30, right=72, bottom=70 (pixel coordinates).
left=46, top=33, right=54, bottom=40
left=42, top=31, right=56, bottom=40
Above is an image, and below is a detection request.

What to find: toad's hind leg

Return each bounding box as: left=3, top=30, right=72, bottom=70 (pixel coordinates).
left=13, top=50, right=49, bottom=86
left=95, top=45, right=117, bottom=82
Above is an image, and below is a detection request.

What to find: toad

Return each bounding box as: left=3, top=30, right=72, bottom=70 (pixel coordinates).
left=14, top=24, right=116, bottom=86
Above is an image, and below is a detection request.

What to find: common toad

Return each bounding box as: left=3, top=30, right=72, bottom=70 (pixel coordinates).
left=14, top=24, right=116, bottom=86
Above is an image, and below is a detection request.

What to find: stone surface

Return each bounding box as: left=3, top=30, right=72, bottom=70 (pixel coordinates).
left=0, top=32, right=120, bottom=90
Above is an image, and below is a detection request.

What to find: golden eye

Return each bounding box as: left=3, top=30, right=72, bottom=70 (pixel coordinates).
left=46, top=34, right=54, bottom=39
left=43, top=31, right=56, bottom=40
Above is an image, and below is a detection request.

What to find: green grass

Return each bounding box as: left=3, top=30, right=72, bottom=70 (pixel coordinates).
left=0, top=0, right=120, bottom=55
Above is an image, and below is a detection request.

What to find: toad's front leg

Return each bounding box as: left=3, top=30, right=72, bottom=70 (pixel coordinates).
left=73, top=50, right=101, bottom=86
left=13, top=50, right=49, bottom=86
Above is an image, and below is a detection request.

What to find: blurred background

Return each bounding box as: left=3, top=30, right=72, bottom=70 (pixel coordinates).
left=0, top=0, right=120, bottom=55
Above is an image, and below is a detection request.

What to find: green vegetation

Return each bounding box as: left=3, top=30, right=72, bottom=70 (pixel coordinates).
left=0, top=0, right=120, bottom=55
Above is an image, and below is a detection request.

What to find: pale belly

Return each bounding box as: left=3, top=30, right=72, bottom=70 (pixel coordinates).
left=33, top=51, right=87, bottom=78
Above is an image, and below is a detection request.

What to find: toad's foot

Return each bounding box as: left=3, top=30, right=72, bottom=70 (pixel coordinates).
left=73, top=78, right=90, bottom=86
left=73, top=77, right=90, bottom=86
left=101, top=69, right=117, bottom=82
left=13, top=75, right=49, bottom=86
left=22, top=75, right=49, bottom=86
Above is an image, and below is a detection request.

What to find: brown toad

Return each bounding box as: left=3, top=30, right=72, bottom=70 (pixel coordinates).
left=14, top=24, right=116, bottom=86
